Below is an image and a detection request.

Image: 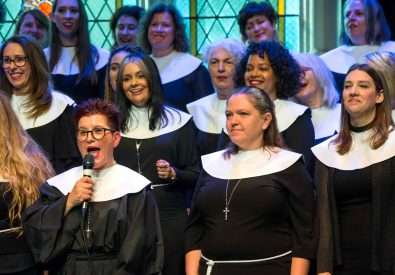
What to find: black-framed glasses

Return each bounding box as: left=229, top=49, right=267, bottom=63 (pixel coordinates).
left=77, top=127, right=115, bottom=141
left=2, top=56, right=28, bottom=68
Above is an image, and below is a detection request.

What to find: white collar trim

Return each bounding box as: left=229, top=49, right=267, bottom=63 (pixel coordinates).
left=320, top=41, right=395, bottom=74
left=186, top=93, right=226, bottom=134
left=311, top=104, right=341, bottom=139
left=44, top=47, right=109, bottom=75
left=121, top=106, right=191, bottom=139
left=202, top=148, right=302, bottom=179
left=312, top=128, right=395, bottom=170
left=151, top=51, right=202, bottom=84
left=275, top=99, right=308, bottom=132
left=48, top=164, right=150, bottom=201
left=11, top=91, right=75, bottom=129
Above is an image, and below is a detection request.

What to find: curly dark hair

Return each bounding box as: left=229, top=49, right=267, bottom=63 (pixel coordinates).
left=139, top=3, right=189, bottom=54
left=237, top=41, right=301, bottom=99
left=237, top=1, right=278, bottom=42
left=110, top=5, right=145, bottom=48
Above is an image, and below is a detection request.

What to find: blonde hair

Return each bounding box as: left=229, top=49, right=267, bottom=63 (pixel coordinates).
left=0, top=92, right=54, bottom=227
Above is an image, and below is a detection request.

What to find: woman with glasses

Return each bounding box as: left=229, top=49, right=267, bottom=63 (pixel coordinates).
left=22, top=99, right=163, bottom=275
left=0, top=92, right=54, bottom=275
left=0, top=35, right=80, bottom=174
left=313, top=63, right=395, bottom=275
left=293, top=53, right=341, bottom=144
left=46, top=0, right=109, bottom=103
left=109, top=50, right=200, bottom=275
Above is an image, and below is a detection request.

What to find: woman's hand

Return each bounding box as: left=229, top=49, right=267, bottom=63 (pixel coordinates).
left=156, top=159, right=176, bottom=181
left=65, top=176, right=94, bottom=214
left=185, top=250, right=201, bottom=275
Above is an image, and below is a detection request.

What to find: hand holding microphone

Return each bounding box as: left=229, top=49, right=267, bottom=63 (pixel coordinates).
left=65, top=154, right=95, bottom=215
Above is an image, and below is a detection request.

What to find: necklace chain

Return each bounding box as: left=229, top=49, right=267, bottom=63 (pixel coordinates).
left=223, top=179, right=242, bottom=221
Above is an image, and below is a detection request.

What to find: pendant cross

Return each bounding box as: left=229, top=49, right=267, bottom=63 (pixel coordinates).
left=223, top=207, right=230, bottom=221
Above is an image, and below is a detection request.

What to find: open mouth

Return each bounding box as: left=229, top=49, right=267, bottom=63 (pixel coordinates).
left=87, top=146, right=100, bottom=158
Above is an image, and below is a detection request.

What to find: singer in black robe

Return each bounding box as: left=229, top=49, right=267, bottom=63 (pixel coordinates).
left=22, top=99, right=163, bottom=275
left=22, top=162, right=163, bottom=275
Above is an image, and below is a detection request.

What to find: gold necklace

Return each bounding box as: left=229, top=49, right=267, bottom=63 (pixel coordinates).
left=223, top=179, right=242, bottom=221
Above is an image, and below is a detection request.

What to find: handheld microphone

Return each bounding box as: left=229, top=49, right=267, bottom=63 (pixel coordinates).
left=82, top=153, right=94, bottom=212
left=81, top=153, right=94, bottom=243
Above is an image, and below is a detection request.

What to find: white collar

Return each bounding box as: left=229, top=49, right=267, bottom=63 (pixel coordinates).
left=48, top=164, right=150, bottom=201
left=121, top=106, right=191, bottom=139
left=151, top=51, right=202, bottom=84
left=11, top=91, right=75, bottom=129
left=274, top=99, right=308, bottom=132
left=202, top=147, right=302, bottom=179
left=186, top=93, right=227, bottom=134
left=320, top=41, right=395, bottom=74
left=44, top=46, right=109, bottom=75
left=312, top=128, right=395, bottom=170
left=311, top=104, right=341, bottom=139
left=392, top=109, right=395, bottom=122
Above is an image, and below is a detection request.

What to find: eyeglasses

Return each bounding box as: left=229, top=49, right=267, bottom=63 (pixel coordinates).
left=77, top=127, right=115, bottom=141
left=2, top=56, right=28, bottom=68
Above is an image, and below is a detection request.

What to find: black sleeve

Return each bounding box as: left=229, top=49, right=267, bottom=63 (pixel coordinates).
left=22, top=183, right=81, bottom=264
left=115, top=190, right=163, bottom=275
left=280, top=160, right=316, bottom=260
left=172, top=120, right=201, bottom=187
left=53, top=105, right=82, bottom=173
left=282, top=109, right=315, bottom=173
left=184, top=64, right=215, bottom=101
left=184, top=171, right=206, bottom=253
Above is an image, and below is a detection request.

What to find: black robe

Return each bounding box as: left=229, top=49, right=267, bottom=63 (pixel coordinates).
left=114, top=108, right=200, bottom=275
left=22, top=166, right=163, bottom=275
left=0, top=182, right=39, bottom=275
left=11, top=92, right=81, bottom=174
left=45, top=47, right=109, bottom=103
left=152, top=51, right=214, bottom=112
left=313, top=130, right=395, bottom=274
left=186, top=149, right=315, bottom=275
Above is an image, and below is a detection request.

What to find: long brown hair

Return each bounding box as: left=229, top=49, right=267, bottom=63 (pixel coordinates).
left=224, top=86, right=284, bottom=158
left=0, top=36, right=52, bottom=119
left=49, top=0, right=98, bottom=85
left=334, top=63, right=393, bottom=154
left=0, top=92, right=54, bottom=226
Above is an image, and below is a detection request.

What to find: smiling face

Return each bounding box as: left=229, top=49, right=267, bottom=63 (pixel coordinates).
left=208, top=47, right=236, bottom=99
left=109, top=50, right=130, bottom=92
left=115, top=15, right=139, bottom=46
left=52, top=0, right=80, bottom=39
left=226, top=93, right=272, bottom=150
left=295, top=66, right=322, bottom=107
left=122, top=61, right=151, bottom=107
left=244, top=54, right=277, bottom=99
left=18, top=13, right=48, bottom=47
left=77, top=113, right=121, bottom=170
left=343, top=69, right=384, bottom=125
left=344, top=0, right=367, bottom=45
left=148, top=12, right=175, bottom=55
left=245, top=14, right=275, bottom=43
left=2, top=42, right=31, bottom=94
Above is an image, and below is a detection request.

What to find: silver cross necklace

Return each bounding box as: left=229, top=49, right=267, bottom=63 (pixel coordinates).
left=223, top=179, right=242, bottom=221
